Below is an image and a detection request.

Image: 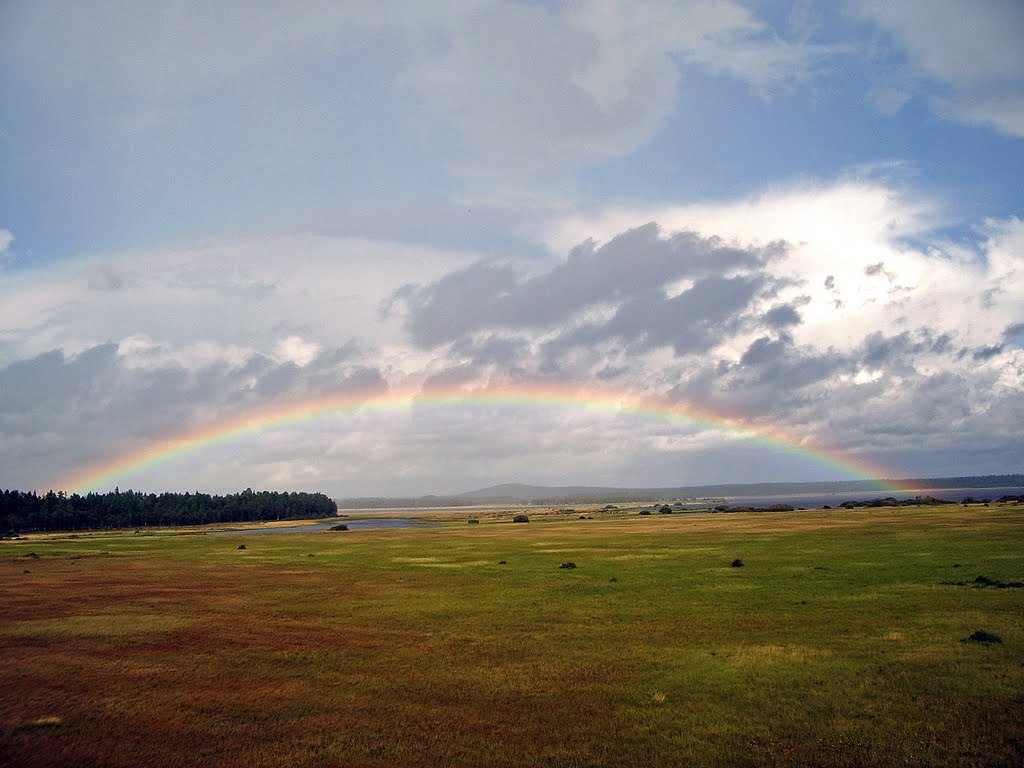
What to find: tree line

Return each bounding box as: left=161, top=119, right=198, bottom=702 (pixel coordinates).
left=0, top=487, right=338, bottom=533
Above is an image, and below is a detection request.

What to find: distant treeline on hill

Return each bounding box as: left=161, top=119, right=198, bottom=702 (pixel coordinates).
left=1, top=488, right=338, bottom=533
left=336, top=496, right=486, bottom=509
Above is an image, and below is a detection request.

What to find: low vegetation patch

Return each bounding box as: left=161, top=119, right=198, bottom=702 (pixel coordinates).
left=731, top=558, right=744, bottom=568
left=941, top=575, right=1024, bottom=589
left=961, top=629, right=1003, bottom=645
left=973, top=574, right=1024, bottom=589
left=512, top=514, right=529, bottom=523
left=559, top=561, right=577, bottom=569
left=1, top=503, right=1021, bottom=768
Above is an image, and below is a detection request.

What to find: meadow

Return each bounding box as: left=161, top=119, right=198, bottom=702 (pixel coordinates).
left=1, top=504, right=1021, bottom=767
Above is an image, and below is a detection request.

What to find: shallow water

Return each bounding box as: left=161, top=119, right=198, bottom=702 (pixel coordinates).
left=679, top=486, right=1024, bottom=510
left=208, top=518, right=434, bottom=535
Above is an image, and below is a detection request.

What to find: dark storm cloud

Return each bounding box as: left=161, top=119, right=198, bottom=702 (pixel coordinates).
left=740, top=335, right=791, bottom=366
left=859, top=329, right=953, bottom=371
left=0, top=346, right=118, bottom=414
left=972, top=344, right=1003, bottom=361
left=0, top=342, right=387, bottom=488
left=763, top=303, right=802, bottom=329
left=596, top=273, right=766, bottom=355
left=1003, top=323, right=1024, bottom=344
left=396, top=224, right=780, bottom=348
left=716, top=333, right=852, bottom=416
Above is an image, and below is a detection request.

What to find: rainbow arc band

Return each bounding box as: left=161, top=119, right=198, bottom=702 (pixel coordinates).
left=58, top=383, right=910, bottom=494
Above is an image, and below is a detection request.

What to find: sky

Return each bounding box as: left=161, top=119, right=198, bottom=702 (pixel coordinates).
left=1, top=0, right=1022, bottom=497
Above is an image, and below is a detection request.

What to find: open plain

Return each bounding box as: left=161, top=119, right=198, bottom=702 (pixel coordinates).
left=1, top=504, right=1022, bottom=767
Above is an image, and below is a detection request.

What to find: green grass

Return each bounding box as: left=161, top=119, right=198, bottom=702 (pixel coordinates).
left=1, top=505, right=1022, bottom=767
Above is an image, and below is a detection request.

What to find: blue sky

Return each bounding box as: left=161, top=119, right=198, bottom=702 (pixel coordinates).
left=1, top=0, right=1021, bottom=495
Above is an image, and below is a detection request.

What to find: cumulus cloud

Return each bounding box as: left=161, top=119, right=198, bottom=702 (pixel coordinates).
left=394, top=224, right=776, bottom=347
left=273, top=336, right=321, bottom=367
left=852, top=0, right=1024, bottom=136
left=2, top=179, right=1021, bottom=494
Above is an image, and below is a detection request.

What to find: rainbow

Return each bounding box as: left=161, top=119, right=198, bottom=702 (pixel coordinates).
left=56, top=382, right=911, bottom=494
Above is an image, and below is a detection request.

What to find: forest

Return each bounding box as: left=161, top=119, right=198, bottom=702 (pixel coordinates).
left=0, top=487, right=338, bottom=533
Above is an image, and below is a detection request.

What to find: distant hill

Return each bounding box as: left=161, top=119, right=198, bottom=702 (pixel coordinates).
left=457, top=483, right=629, bottom=501
left=458, top=475, right=1024, bottom=503
left=335, top=474, right=1024, bottom=508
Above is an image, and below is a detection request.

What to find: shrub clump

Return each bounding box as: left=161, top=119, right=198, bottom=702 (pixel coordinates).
left=237, top=544, right=247, bottom=550
left=559, top=562, right=577, bottom=569
left=467, top=518, right=480, bottom=524
left=961, top=629, right=1002, bottom=645
left=972, top=575, right=1023, bottom=589
left=731, top=558, right=744, bottom=568
left=512, top=514, right=530, bottom=523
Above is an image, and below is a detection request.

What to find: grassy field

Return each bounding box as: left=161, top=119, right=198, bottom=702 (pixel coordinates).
left=1, top=504, right=1022, bottom=767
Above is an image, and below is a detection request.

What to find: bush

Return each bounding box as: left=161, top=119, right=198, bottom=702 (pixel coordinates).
left=961, top=629, right=1002, bottom=645
left=513, top=514, right=530, bottom=523
left=731, top=558, right=744, bottom=568
left=237, top=544, right=247, bottom=550
left=559, top=562, right=577, bottom=569
left=467, top=518, right=479, bottom=524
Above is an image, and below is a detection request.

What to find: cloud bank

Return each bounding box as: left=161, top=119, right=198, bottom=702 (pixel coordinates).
left=1, top=179, right=1020, bottom=494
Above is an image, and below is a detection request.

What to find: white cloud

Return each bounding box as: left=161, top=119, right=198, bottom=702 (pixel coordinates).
left=852, top=0, right=1024, bottom=136
left=543, top=179, right=971, bottom=352
left=0, top=233, right=476, bottom=368
left=2, top=188, right=1020, bottom=494
left=0, top=230, right=13, bottom=268
left=403, top=0, right=845, bottom=178
left=0, top=1, right=469, bottom=103
left=273, top=336, right=321, bottom=367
